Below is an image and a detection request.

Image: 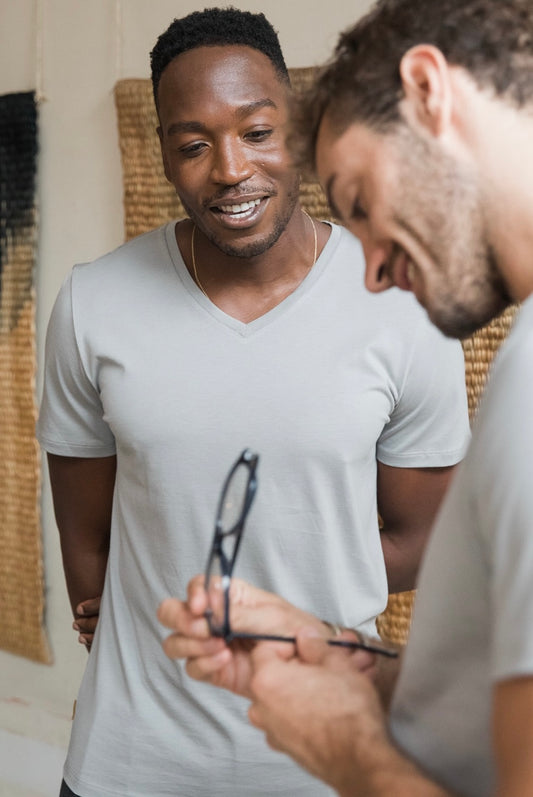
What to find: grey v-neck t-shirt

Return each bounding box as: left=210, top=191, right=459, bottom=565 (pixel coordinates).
left=38, top=221, right=469, bottom=797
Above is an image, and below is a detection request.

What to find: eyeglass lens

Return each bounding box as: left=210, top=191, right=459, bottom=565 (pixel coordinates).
left=205, top=552, right=227, bottom=635
left=206, top=459, right=253, bottom=634
left=219, top=462, right=251, bottom=532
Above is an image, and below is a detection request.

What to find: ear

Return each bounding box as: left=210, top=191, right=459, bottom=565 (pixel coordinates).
left=399, top=45, right=453, bottom=137
left=157, top=125, right=172, bottom=184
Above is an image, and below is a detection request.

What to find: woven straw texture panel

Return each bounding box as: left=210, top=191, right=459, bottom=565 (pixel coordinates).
left=114, top=73, right=517, bottom=646
left=0, top=91, right=50, bottom=663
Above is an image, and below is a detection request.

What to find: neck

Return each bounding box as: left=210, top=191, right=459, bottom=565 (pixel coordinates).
left=176, top=207, right=325, bottom=322
left=181, top=206, right=317, bottom=290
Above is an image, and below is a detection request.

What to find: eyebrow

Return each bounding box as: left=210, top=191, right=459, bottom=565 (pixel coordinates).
left=165, top=98, right=278, bottom=137
left=325, top=175, right=343, bottom=221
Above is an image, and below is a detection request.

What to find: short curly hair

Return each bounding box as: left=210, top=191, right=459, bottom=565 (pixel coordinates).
left=150, top=7, right=290, bottom=109
left=291, top=0, right=533, bottom=173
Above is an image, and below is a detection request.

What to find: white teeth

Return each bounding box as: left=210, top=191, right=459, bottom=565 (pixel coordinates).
left=219, top=198, right=261, bottom=214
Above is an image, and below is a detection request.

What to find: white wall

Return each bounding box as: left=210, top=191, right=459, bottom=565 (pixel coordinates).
left=0, top=1, right=372, bottom=793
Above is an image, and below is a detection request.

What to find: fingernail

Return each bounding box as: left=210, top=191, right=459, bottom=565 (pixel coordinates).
left=73, top=623, right=80, bottom=632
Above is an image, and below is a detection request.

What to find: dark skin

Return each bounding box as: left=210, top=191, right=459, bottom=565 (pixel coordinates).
left=157, top=45, right=329, bottom=323
left=53, top=45, right=457, bottom=647
left=48, top=454, right=115, bottom=650
left=377, top=463, right=455, bottom=594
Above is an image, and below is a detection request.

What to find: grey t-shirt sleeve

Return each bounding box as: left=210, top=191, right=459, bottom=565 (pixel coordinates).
left=376, top=313, right=470, bottom=467
left=475, top=317, right=533, bottom=681
left=36, top=270, right=116, bottom=457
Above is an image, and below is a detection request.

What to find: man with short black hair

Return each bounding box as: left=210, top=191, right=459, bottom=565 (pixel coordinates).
left=38, top=7, right=469, bottom=796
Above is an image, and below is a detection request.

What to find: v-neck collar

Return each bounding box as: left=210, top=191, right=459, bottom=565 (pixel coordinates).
left=165, top=220, right=339, bottom=337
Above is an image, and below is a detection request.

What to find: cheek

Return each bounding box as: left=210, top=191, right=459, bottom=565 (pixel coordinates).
left=257, top=139, right=294, bottom=175
left=167, top=161, right=207, bottom=200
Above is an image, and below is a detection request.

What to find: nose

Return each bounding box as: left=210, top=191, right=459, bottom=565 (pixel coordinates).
left=361, top=238, right=394, bottom=294
left=211, top=137, right=254, bottom=186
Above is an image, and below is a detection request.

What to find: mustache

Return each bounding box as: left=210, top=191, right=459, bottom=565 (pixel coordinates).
left=204, top=184, right=276, bottom=207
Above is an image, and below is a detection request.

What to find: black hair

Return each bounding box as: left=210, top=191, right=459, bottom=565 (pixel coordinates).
left=150, top=7, right=289, bottom=109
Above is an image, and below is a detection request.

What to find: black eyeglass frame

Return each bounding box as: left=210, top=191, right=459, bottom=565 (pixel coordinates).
left=204, top=449, right=398, bottom=658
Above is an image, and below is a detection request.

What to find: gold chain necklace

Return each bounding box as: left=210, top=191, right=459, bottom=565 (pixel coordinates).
left=190, top=224, right=208, bottom=297
left=190, top=210, right=318, bottom=298
left=302, top=209, right=318, bottom=269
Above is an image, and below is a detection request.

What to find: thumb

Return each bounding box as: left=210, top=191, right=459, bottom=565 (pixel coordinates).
left=294, top=626, right=331, bottom=665
left=251, top=639, right=295, bottom=672
left=76, top=596, right=101, bottom=617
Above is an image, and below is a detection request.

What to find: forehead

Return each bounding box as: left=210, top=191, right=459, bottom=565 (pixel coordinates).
left=316, top=115, right=377, bottom=183
left=315, top=114, right=392, bottom=210
left=157, top=45, right=288, bottom=125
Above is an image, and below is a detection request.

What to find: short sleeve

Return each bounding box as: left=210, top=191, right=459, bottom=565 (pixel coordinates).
left=474, top=322, right=533, bottom=681
left=377, top=314, right=470, bottom=467
left=36, top=270, right=116, bottom=457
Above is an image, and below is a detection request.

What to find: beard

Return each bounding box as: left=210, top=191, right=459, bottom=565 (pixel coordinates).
left=392, top=127, right=512, bottom=339
left=181, top=175, right=301, bottom=260
left=424, top=248, right=511, bottom=339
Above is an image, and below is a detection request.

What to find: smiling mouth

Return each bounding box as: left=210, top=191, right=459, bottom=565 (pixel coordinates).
left=218, top=198, right=262, bottom=215
left=210, top=196, right=268, bottom=225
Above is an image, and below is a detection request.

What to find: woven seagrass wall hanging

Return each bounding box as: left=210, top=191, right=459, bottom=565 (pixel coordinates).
left=0, top=91, right=50, bottom=663
left=114, top=71, right=517, bottom=646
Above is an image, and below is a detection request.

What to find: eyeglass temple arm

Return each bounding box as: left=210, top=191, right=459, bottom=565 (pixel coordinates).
left=225, top=631, right=398, bottom=658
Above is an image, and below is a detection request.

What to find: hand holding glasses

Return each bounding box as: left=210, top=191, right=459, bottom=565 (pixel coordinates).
left=204, top=449, right=398, bottom=658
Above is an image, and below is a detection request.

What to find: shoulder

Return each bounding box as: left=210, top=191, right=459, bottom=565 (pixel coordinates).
left=67, top=224, right=176, bottom=314
left=476, top=301, right=533, bottom=434
left=72, top=224, right=171, bottom=286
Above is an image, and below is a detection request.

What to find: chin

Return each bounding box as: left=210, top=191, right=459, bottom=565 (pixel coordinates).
left=429, top=295, right=511, bottom=340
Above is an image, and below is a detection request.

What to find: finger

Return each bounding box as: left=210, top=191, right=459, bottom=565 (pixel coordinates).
left=228, top=579, right=318, bottom=638
left=157, top=598, right=210, bottom=638
left=75, top=596, right=101, bottom=617
left=185, top=648, right=233, bottom=682
left=186, top=574, right=209, bottom=615
left=297, top=628, right=376, bottom=673
left=228, top=581, right=280, bottom=634
left=78, top=633, right=93, bottom=648
left=162, top=632, right=226, bottom=662
left=73, top=617, right=98, bottom=634
left=250, top=639, right=295, bottom=673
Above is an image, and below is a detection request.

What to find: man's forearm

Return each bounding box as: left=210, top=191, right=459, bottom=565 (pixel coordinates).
left=380, top=524, right=427, bottom=593
left=336, top=739, right=454, bottom=797
left=48, top=454, right=116, bottom=616
left=60, top=535, right=109, bottom=616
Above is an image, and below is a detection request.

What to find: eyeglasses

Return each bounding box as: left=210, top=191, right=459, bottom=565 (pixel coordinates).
left=204, top=449, right=398, bottom=658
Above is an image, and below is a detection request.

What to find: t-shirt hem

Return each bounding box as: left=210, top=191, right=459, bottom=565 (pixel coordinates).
left=36, top=434, right=116, bottom=458
left=377, top=443, right=469, bottom=468
left=492, top=659, right=533, bottom=684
